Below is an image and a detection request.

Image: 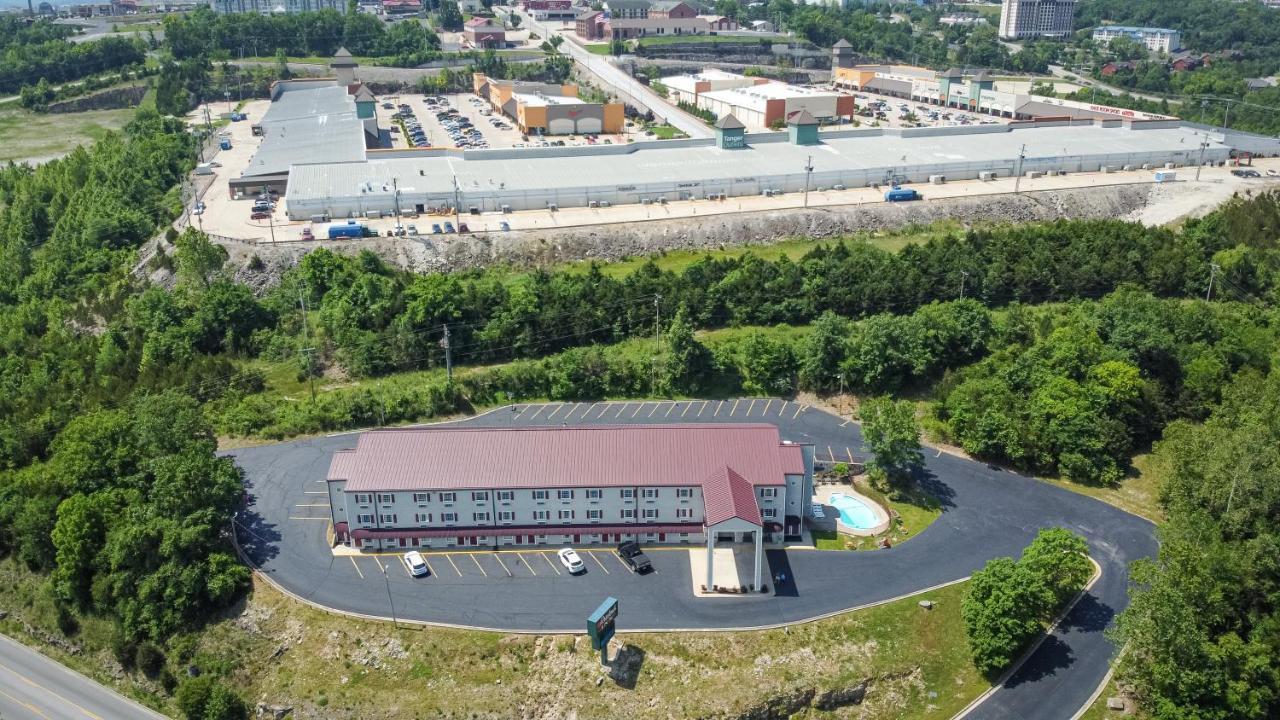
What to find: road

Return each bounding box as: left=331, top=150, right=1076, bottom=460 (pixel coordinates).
left=1047, top=64, right=1168, bottom=104
left=229, top=399, right=1157, bottom=720
left=513, top=10, right=714, bottom=138
left=0, top=634, right=169, bottom=720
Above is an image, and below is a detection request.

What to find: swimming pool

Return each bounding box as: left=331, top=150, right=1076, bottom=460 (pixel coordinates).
left=828, top=493, right=881, bottom=530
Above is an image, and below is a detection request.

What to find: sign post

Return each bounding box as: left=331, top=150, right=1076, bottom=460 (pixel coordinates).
left=586, top=597, right=619, bottom=666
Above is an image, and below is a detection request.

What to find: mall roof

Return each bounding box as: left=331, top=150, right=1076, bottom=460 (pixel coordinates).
left=289, top=123, right=1222, bottom=203
left=242, top=83, right=367, bottom=179
left=327, top=424, right=796, bottom=492
left=700, top=81, right=844, bottom=111
left=513, top=92, right=593, bottom=107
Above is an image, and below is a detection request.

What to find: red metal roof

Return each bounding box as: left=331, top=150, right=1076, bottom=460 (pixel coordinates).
left=329, top=424, right=792, bottom=493
left=701, top=466, right=762, bottom=526
left=779, top=443, right=805, bottom=474
left=351, top=522, right=701, bottom=540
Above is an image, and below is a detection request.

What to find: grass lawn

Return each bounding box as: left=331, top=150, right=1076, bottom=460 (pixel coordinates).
left=0, top=106, right=136, bottom=164
left=644, top=123, right=685, bottom=139
left=0, top=560, right=990, bottom=720
left=1042, top=453, right=1164, bottom=524
left=584, top=43, right=615, bottom=55
left=1078, top=677, right=1147, bottom=720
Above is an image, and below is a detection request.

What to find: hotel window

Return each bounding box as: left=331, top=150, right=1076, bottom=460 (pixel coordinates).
left=759, top=488, right=778, bottom=498
left=586, top=489, right=602, bottom=500
left=620, top=488, right=634, bottom=499
left=440, top=492, right=456, bottom=503
left=497, top=490, right=514, bottom=502
left=473, top=512, right=490, bottom=522
left=441, top=512, right=458, bottom=523
left=413, top=493, right=431, bottom=504
left=498, top=511, right=514, bottom=523
left=642, top=488, right=658, bottom=500
left=621, top=508, right=636, bottom=519
left=472, top=491, right=489, bottom=502
left=642, top=508, right=659, bottom=519
left=533, top=510, right=550, bottom=522
left=357, top=513, right=374, bottom=524
left=354, top=494, right=371, bottom=505
left=379, top=513, right=397, bottom=524
left=587, top=509, right=603, bottom=520
left=558, top=510, right=575, bottom=520
left=377, top=493, right=396, bottom=504
left=533, top=490, right=549, bottom=501
left=676, top=488, right=693, bottom=499
left=558, top=489, right=574, bottom=500
left=762, top=508, right=777, bottom=519
left=414, top=512, right=432, bottom=524
left=676, top=508, right=693, bottom=519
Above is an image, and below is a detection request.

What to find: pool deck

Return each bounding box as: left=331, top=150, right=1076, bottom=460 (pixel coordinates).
left=813, top=482, right=892, bottom=536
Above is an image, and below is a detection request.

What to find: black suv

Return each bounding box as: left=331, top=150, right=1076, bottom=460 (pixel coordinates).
left=616, top=541, right=652, bottom=573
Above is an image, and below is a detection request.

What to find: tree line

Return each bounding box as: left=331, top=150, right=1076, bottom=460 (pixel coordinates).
left=0, top=18, right=146, bottom=94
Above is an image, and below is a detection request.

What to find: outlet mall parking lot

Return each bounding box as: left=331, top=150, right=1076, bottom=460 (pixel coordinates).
left=229, top=398, right=1158, bottom=720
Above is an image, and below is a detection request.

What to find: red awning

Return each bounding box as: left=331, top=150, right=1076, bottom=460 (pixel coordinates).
left=350, top=523, right=703, bottom=540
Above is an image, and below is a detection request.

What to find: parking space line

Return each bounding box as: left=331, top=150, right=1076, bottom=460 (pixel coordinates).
left=492, top=553, right=512, bottom=577
left=648, top=403, right=660, bottom=417
left=715, top=400, right=724, bottom=416
left=424, top=557, right=437, bottom=577
left=530, top=404, right=547, bottom=420
left=793, top=404, right=805, bottom=419
left=747, top=399, right=757, bottom=415
left=400, top=557, right=412, bottom=577
left=519, top=554, right=537, bottom=575
left=289, top=516, right=330, bottom=521
left=681, top=402, right=692, bottom=417
left=348, top=557, right=364, bottom=579
left=547, top=404, right=564, bottom=420
left=579, top=403, right=596, bottom=420
left=778, top=401, right=787, bottom=416
left=699, top=400, right=709, bottom=416
left=664, top=402, right=676, bottom=417
left=446, top=554, right=463, bottom=576
left=846, top=447, right=855, bottom=463
left=828, top=445, right=835, bottom=462
left=373, top=556, right=386, bottom=575
left=541, top=552, right=561, bottom=575
left=611, top=551, right=633, bottom=573
left=595, top=403, right=610, bottom=419
left=615, top=403, right=628, bottom=418
left=470, top=554, right=488, bottom=576
left=631, top=403, right=644, bottom=418
left=730, top=399, right=740, bottom=415
left=303, top=490, right=328, bottom=495
left=762, top=399, right=772, bottom=415
left=588, top=551, right=610, bottom=574
left=295, top=503, right=329, bottom=507
left=840, top=418, right=853, bottom=427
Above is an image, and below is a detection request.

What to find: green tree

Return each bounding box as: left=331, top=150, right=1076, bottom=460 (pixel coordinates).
left=860, top=396, right=922, bottom=488
left=661, top=307, right=712, bottom=395
left=962, top=556, right=1051, bottom=676
left=174, top=229, right=229, bottom=288
left=1019, top=527, right=1092, bottom=607
left=730, top=331, right=796, bottom=396
left=176, top=675, right=247, bottom=720
left=437, top=1, right=463, bottom=31
left=797, top=311, right=847, bottom=394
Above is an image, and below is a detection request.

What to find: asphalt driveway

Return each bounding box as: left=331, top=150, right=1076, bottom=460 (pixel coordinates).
left=228, top=398, right=1157, bottom=720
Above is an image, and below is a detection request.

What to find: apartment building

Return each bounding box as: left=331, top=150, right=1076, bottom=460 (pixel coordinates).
left=1091, top=26, right=1181, bottom=53
left=326, top=424, right=814, bottom=552
left=211, top=0, right=346, bottom=12
left=998, top=0, right=1076, bottom=39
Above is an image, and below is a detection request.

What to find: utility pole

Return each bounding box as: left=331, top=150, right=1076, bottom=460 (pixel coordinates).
left=959, top=270, right=969, bottom=300
left=651, top=295, right=661, bottom=396
left=392, top=177, right=401, bottom=230
left=452, top=173, right=461, bottom=228
left=1206, top=262, right=1220, bottom=301
left=441, top=324, right=453, bottom=384
left=1196, top=136, right=1209, bottom=181
left=802, top=155, right=813, bottom=208
left=298, top=283, right=317, bottom=403
left=382, top=561, right=399, bottom=630
left=1222, top=100, right=1232, bottom=131
left=1013, top=143, right=1027, bottom=194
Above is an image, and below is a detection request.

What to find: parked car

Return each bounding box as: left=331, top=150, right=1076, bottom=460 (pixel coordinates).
left=403, top=551, right=429, bottom=577
left=457, top=223, right=470, bottom=233
left=443, top=221, right=455, bottom=233
left=499, top=221, right=510, bottom=231
left=558, top=548, right=585, bottom=574
left=406, top=224, right=418, bottom=235
left=301, top=227, right=314, bottom=240
left=250, top=211, right=271, bottom=220
left=616, top=541, right=652, bottom=573
left=431, top=223, right=442, bottom=234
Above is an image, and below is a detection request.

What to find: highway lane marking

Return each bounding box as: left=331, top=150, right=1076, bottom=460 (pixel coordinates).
left=0, top=686, right=52, bottom=720
left=793, top=404, right=805, bottom=419
left=588, top=551, right=610, bottom=574
left=471, top=555, right=488, bottom=577
left=518, top=554, right=537, bottom=575
left=681, top=402, right=692, bottom=417
left=530, top=404, right=547, bottom=420
left=492, top=553, right=512, bottom=577
left=747, top=399, right=756, bottom=415
left=0, top=653, right=110, bottom=720
left=631, top=403, right=644, bottom=418
left=730, top=399, right=740, bottom=415
left=664, top=402, right=676, bottom=417
left=446, top=554, right=463, bottom=576
left=547, top=404, right=564, bottom=420
left=348, top=557, right=364, bottom=579
left=762, top=399, right=772, bottom=415
left=541, top=552, right=562, bottom=575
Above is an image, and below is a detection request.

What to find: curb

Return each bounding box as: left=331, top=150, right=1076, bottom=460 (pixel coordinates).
left=951, top=555, right=1105, bottom=720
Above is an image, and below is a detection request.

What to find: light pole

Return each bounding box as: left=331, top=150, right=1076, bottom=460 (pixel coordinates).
left=1013, top=143, right=1027, bottom=193
left=1195, top=136, right=1209, bottom=181
left=803, top=155, right=813, bottom=208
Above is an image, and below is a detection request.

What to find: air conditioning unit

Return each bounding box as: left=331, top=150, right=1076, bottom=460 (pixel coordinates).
left=833, top=183, right=846, bottom=190
left=641, top=198, right=653, bottom=205
left=978, top=171, right=995, bottom=181
left=547, top=203, right=558, bottom=211
left=589, top=200, right=599, bottom=208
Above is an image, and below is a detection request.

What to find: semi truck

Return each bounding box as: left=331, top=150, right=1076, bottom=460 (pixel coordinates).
left=327, top=220, right=368, bottom=239
left=884, top=186, right=921, bottom=202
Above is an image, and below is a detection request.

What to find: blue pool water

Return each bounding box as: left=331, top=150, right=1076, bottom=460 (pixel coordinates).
left=828, top=493, right=880, bottom=529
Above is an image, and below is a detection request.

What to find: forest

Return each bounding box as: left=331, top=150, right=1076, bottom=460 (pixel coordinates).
left=0, top=17, right=147, bottom=93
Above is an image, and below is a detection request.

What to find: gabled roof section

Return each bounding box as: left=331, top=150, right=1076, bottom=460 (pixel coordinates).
left=715, top=113, right=745, bottom=130
left=832, top=38, right=852, bottom=49
left=354, top=85, right=376, bottom=102
left=787, top=108, right=817, bottom=125
left=702, top=466, right=761, bottom=526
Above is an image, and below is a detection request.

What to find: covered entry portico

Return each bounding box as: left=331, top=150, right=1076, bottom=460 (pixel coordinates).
left=702, top=467, right=765, bottom=592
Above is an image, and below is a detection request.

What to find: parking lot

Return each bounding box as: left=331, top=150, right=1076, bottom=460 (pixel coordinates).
left=842, top=90, right=1013, bottom=130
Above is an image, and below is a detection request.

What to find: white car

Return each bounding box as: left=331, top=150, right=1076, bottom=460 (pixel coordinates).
left=558, top=547, right=585, bottom=574
left=811, top=503, right=826, bottom=519
left=403, top=551, right=429, bottom=577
